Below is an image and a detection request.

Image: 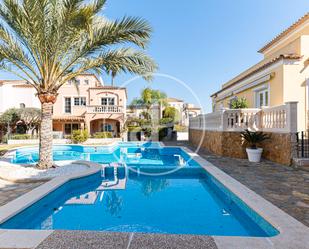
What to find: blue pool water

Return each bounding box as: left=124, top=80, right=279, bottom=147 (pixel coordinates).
left=3, top=143, right=279, bottom=236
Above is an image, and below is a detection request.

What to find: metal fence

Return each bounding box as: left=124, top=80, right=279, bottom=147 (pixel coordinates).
left=295, top=131, right=309, bottom=158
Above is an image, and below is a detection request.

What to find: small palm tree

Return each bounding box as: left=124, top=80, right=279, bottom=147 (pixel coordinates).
left=240, top=129, right=270, bottom=149
left=0, top=0, right=157, bottom=168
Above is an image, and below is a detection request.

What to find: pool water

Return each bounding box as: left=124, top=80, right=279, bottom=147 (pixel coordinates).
left=12, top=143, right=198, bottom=168
left=3, top=143, right=279, bottom=237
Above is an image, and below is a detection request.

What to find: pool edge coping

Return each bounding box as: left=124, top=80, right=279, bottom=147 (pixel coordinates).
left=0, top=144, right=307, bottom=249
left=0, top=160, right=102, bottom=248
left=179, top=146, right=309, bottom=249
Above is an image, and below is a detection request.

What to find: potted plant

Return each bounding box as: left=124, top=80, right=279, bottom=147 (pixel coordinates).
left=240, top=129, right=270, bottom=162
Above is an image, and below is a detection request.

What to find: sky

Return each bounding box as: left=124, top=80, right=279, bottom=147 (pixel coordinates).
left=1, top=0, right=309, bottom=113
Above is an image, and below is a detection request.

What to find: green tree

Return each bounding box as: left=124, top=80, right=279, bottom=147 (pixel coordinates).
left=0, top=108, right=21, bottom=135
left=163, top=106, right=180, bottom=123
left=19, top=108, right=41, bottom=135
left=230, top=98, right=248, bottom=109
left=0, top=0, right=157, bottom=168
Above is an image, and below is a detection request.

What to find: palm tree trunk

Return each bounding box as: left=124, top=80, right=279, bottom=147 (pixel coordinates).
left=37, top=94, right=57, bottom=169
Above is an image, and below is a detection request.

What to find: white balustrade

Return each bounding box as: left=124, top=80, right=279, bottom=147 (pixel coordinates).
left=189, top=102, right=297, bottom=133
left=86, top=105, right=123, bottom=113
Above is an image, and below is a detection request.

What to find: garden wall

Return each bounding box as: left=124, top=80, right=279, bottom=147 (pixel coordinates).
left=189, top=129, right=294, bottom=165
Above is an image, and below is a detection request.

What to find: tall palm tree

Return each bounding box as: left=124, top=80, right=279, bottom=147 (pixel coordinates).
left=0, top=0, right=157, bottom=169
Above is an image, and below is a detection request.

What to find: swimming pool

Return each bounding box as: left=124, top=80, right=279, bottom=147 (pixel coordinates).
left=2, top=143, right=279, bottom=237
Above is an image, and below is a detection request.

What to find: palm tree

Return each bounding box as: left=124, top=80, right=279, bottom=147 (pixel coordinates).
left=0, top=0, right=157, bottom=169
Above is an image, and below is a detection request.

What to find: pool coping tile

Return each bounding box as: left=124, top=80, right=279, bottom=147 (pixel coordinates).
left=0, top=144, right=308, bottom=249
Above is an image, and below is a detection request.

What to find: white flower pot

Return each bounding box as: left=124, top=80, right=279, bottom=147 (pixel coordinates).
left=246, top=148, right=263, bottom=163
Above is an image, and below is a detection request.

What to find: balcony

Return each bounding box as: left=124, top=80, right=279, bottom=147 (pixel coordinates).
left=86, top=105, right=123, bottom=114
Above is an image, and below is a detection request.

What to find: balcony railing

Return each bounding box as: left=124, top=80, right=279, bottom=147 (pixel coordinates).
left=86, top=105, right=123, bottom=114
left=189, top=102, right=298, bottom=133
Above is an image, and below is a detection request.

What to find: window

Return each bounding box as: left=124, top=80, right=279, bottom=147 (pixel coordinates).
left=102, top=124, right=113, bottom=132
left=101, top=97, right=115, bottom=106
left=64, top=123, right=80, bottom=135
left=64, top=97, right=71, bottom=113
left=84, top=80, right=89, bottom=85
left=256, top=89, right=269, bottom=108
left=228, top=97, right=237, bottom=108
left=74, top=97, right=86, bottom=106
left=64, top=124, right=71, bottom=134
left=101, top=98, right=108, bottom=106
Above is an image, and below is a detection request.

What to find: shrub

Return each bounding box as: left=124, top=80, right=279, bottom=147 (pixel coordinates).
left=128, top=126, right=142, bottom=132
left=159, top=117, right=173, bottom=125
left=142, top=127, right=152, bottom=138
left=158, top=127, right=168, bottom=140
left=240, top=129, right=270, bottom=149
left=10, top=134, right=31, bottom=140
left=174, top=124, right=187, bottom=132
left=71, top=129, right=89, bottom=144
left=230, top=98, right=248, bottom=109
left=93, top=132, right=113, bottom=139
left=163, top=106, right=177, bottom=119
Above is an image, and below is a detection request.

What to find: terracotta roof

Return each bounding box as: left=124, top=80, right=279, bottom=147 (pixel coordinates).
left=0, top=80, right=28, bottom=86
left=53, top=116, right=85, bottom=121
left=165, top=97, right=183, bottom=103
left=12, top=84, right=33, bottom=88
left=258, top=12, right=309, bottom=53
left=211, top=54, right=301, bottom=97
left=89, top=86, right=126, bottom=90
left=187, top=107, right=201, bottom=110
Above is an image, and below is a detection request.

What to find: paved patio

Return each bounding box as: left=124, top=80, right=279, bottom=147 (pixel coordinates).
left=0, top=143, right=308, bottom=248
left=0, top=179, right=44, bottom=206
left=165, top=141, right=309, bottom=227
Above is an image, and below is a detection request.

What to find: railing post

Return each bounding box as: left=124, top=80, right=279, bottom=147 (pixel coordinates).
left=220, top=109, right=227, bottom=131
left=285, top=101, right=298, bottom=133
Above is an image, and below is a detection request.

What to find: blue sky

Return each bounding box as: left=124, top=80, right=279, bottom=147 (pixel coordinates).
left=1, top=1, right=309, bottom=113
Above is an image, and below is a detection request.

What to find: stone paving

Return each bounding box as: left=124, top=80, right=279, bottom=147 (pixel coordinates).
left=165, top=141, right=309, bottom=227
left=0, top=179, right=44, bottom=207
left=36, top=231, right=218, bottom=249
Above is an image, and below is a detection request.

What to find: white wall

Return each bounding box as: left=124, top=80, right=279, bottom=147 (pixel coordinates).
left=0, top=83, right=40, bottom=113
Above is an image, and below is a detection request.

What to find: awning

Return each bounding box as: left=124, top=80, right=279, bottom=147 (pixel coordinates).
left=53, top=116, right=85, bottom=121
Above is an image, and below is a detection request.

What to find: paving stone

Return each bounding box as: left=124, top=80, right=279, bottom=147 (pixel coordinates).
left=0, top=179, right=44, bottom=207
left=129, top=233, right=218, bottom=249
left=36, top=231, right=131, bottom=249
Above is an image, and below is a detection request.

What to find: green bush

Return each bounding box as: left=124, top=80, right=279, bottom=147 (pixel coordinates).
left=93, top=132, right=113, bottom=138
left=230, top=98, right=248, bottom=109
left=10, top=134, right=31, bottom=140
left=174, top=124, right=187, bottom=132
left=127, top=126, right=142, bottom=132
left=142, top=127, right=152, bottom=138
left=158, top=127, right=168, bottom=140
left=159, top=117, right=173, bottom=125
left=71, top=129, right=89, bottom=144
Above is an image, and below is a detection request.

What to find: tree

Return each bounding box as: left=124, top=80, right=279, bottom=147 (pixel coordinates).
left=0, top=108, right=20, bottom=135
left=0, top=0, right=157, bottom=168
left=230, top=98, right=248, bottom=109
left=163, top=106, right=179, bottom=122
left=19, top=108, right=41, bottom=135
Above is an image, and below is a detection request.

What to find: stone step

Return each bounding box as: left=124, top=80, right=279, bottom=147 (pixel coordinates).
left=293, top=158, right=309, bottom=171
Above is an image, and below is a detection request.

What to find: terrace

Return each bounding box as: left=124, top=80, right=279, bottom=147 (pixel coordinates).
left=0, top=142, right=308, bottom=248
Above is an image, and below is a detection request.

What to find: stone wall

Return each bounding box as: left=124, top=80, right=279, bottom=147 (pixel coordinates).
left=189, top=129, right=293, bottom=165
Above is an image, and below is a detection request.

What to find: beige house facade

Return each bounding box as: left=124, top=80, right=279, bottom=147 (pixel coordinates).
left=0, top=74, right=127, bottom=138
left=52, top=74, right=127, bottom=137
left=211, top=13, right=309, bottom=131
